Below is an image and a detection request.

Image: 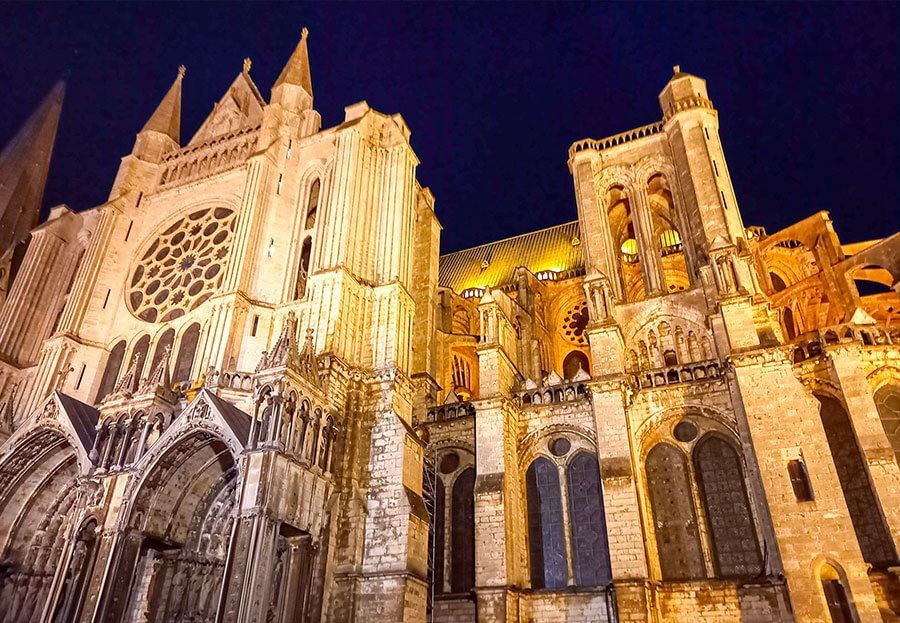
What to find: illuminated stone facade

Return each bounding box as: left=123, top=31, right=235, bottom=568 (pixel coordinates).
left=0, top=31, right=897, bottom=623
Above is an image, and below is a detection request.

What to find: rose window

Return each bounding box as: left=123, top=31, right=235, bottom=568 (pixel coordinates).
left=561, top=301, right=589, bottom=346
left=127, top=207, right=237, bottom=323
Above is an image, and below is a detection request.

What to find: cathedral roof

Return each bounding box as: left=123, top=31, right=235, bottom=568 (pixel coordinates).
left=439, top=221, right=585, bottom=293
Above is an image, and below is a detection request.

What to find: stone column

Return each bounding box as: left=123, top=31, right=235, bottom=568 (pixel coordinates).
left=731, top=348, right=882, bottom=622
left=631, top=187, right=665, bottom=297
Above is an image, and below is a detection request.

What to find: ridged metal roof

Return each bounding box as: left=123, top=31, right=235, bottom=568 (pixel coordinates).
left=439, top=221, right=585, bottom=293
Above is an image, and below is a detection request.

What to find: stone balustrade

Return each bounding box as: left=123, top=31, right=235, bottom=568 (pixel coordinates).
left=568, top=121, right=664, bottom=158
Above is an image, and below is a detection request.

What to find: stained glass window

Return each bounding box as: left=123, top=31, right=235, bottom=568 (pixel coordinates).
left=566, top=453, right=612, bottom=586
left=526, top=457, right=568, bottom=589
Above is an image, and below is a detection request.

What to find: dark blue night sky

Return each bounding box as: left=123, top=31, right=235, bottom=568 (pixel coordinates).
left=1, top=2, right=896, bottom=252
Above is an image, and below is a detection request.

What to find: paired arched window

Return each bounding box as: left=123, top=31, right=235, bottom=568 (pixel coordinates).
left=173, top=323, right=201, bottom=384
left=526, top=451, right=611, bottom=589
left=645, top=434, right=762, bottom=581
left=95, top=340, right=126, bottom=402
left=428, top=455, right=475, bottom=595
left=817, top=395, right=897, bottom=566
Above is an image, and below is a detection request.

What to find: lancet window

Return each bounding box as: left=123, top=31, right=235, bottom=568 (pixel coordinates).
left=173, top=323, right=201, bottom=385
left=304, top=179, right=320, bottom=229
left=873, top=384, right=900, bottom=464
left=294, top=237, right=312, bottom=300
left=96, top=340, right=126, bottom=402
left=817, top=394, right=897, bottom=566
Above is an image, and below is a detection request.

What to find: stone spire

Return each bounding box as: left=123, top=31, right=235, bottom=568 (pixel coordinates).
left=271, top=29, right=314, bottom=113
left=133, top=67, right=184, bottom=161
left=141, top=66, right=185, bottom=141
left=0, top=81, right=64, bottom=256
left=274, top=28, right=313, bottom=97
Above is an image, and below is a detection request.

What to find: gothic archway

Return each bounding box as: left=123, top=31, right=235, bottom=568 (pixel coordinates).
left=111, top=431, right=239, bottom=623
left=0, top=429, right=81, bottom=622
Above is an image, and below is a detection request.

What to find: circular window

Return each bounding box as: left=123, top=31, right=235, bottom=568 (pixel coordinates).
left=561, top=301, right=589, bottom=346
left=673, top=420, right=699, bottom=443
left=439, top=452, right=460, bottom=474
left=127, top=207, right=237, bottom=323
left=549, top=437, right=571, bottom=457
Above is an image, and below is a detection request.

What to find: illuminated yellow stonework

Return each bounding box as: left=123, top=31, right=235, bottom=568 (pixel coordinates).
left=0, top=34, right=897, bottom=623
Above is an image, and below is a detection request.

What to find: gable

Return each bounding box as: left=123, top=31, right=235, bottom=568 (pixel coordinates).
left=189, top=72, right=265, bottom=146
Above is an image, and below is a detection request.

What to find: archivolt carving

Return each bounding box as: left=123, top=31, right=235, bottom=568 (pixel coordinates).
left=127, top=206, right=237, bottom=323
left=592, top=165, right=634, bottom=198
left=866, top=365, right=900, bottom=392
left=632, top=155, right=676, bottom=185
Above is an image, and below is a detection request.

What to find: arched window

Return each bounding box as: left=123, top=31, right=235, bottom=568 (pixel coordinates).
left=526, top=457, right=567, bottom=589
left=770, top=272, right=787, bottom=292
left=562, top=351, right=589, bottom=380
left=450, top=468, right=475, bottom=593
left=149, top=328, right=175, bottom=376
left=304, top=179, right=320, bottom=230
left=173, top=323, right=201, bottom=384
left=645, top=443, right=705, bottom=580
left=130, top=335, right=151, bottom=382
left=694, top=436, right=762, bottom=578
left=294, top=237, right=312, bottom=300
left=566, top=453, right=612, bottom=586
left=663, top=349, right=678, bottom=367
left=783, top=307, right=797, bottom=341
left=873, top=384, right=900, bottom=464
left=817, top=395, right=897, bottom=566
left=95, top=340, right=126, bottom=402
left=819, top=563, right=856, bottom=623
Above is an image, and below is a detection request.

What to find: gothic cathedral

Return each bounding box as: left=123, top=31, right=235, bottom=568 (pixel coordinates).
left=0, top=32, right=897, bottom=623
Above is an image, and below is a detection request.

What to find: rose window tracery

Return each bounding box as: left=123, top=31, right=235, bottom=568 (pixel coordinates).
left=561, top=301, right=589, bottom=346
left=128, top=207, right=236, bottom=323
